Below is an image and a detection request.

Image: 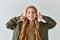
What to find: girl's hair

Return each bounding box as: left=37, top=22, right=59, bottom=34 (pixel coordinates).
left=25, top=5, right=37, bottom=16
left=19, top=5, right=40, bottom=40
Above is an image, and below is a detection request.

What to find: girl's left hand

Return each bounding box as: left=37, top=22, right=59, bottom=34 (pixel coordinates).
left=37, top=12, right=43, bottom=19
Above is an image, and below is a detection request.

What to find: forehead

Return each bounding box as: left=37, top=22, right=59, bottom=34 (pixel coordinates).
left=27, top=8, right=36, bottom=11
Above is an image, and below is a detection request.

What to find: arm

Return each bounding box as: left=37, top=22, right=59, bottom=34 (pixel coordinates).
left=40, top=15, right=56, bottom=29
left=6, top=16, right=20, bottom=30
left=42, top=15, right=57, bottom=29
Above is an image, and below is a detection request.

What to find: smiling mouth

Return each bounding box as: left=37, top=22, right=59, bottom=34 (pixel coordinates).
left=29, top=16, right=34, bottom=18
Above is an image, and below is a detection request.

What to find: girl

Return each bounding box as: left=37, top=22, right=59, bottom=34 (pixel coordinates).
left=6, top=5, right=56, bottom=40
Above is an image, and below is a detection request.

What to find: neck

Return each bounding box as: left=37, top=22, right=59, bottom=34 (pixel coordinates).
left=29, top=20, right=34, bottom=27
left=29, top=20, right=34, bottom=24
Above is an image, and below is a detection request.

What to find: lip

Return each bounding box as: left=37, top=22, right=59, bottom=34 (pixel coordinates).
left=29, top=16, right=34, bottom=18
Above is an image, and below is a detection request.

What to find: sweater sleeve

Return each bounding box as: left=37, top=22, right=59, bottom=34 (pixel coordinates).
left=6, top=16, right=20, bottom=30
left=41, top=15, right=57, bottom=29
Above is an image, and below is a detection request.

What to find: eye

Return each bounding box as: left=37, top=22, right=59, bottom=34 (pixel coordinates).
left=28, top=12, right=30, bottom=13
left=32, top=12, right=35, bottom=13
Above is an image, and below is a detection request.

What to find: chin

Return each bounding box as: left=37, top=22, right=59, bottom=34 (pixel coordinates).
left=29, top=19, right=34, bottom=21
left=27, top=18, right=35, bottom=21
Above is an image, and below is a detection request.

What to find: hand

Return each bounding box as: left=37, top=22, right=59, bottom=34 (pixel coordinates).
left=20, top=13, right=26, bottom=22
left=37, top=12, right=43, bottom=19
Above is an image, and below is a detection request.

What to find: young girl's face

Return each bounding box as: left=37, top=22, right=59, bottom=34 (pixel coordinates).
left=26, top=8, right=37, bottom=21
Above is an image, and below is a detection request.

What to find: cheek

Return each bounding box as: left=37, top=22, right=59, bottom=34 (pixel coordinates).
left=26, top=14, right=29, bottom=17
left=34, top=14, right=36, bottom=17
left=26, top=14, right=29, bottom=18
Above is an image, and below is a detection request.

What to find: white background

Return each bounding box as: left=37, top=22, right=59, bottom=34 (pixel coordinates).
left=0, top=0, right=60, bottom=40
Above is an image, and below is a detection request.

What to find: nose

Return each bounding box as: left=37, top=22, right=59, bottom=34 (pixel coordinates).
left=30, top=12, right=33, bottom=16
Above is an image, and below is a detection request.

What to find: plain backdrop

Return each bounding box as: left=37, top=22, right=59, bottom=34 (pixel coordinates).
left=0, top=0, right=60, bottom=40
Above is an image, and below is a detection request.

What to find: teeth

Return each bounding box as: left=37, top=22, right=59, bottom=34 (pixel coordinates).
left=30, top=16, right=34, bottom=18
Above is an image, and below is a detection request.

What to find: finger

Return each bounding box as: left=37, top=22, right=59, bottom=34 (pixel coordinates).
left=25, top=16, right=27, bottom=17
left=20, top=13, right=23, bottom=18
left=21, top=13, right=23, bottom=16
left=24, top=15, right=27, bottom=18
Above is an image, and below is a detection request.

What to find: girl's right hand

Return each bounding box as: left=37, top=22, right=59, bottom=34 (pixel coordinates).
left=20, top=14, right=26, bottom=22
